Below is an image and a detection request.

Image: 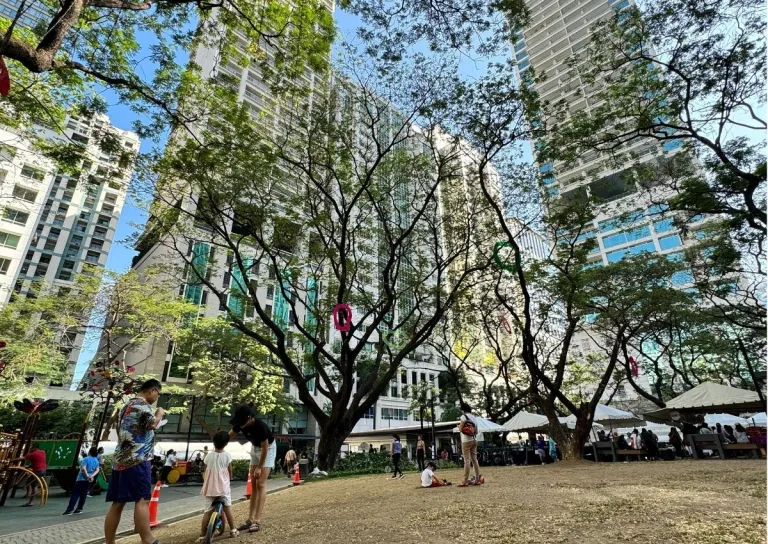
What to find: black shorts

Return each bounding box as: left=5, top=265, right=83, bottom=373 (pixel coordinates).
left=29, top=470, right=46, bottom=488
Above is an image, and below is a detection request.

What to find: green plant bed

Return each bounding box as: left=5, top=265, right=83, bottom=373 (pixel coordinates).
left=327, top=452, right=420, bottom=478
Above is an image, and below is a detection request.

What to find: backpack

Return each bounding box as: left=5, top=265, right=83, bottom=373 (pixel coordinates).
left=460, top=415, right=477, bottom=437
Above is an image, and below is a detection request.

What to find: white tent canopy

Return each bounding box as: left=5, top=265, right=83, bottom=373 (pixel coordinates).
left=591, top=404, right=644, bottom=427
left=558, top=415, right=604, bottom=430
left=502, top=411, right=548, bottom=432
left=644, top=382, right=764, bottom=423
left=453, top=416, right=507, bottom=433
left=700, top=413, right=748, bottom=427
left=746, top=413, right=766, bottom=427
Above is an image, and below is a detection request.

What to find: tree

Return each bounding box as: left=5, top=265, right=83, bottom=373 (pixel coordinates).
left=545, top=0, right=766, bottom=236
left=0, top=400, right=91, bottom=437
left=133, top=51, right=515, bottom=469
left=0, top=266, right=195, bottom=403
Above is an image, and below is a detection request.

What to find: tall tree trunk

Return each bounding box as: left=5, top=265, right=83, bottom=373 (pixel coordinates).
left=316, top=424, right=351, bottom=471
left=563, top=415, right=592, bottom=461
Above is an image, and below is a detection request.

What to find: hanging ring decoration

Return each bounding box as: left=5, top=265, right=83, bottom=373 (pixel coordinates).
left=0, top=57, right=10, bottom=97
left=500, top=314, right=512, bottom=334
left=493, top=241, right=517, bottom=273
left=332, top=303, right=352, bottom=332
left=628, top=356, right=639, bottom=377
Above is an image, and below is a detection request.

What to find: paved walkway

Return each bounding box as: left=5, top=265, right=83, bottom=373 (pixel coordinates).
left=0, top=479, right=292, bottom=544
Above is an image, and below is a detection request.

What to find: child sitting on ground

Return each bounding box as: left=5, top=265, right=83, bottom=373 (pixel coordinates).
left=421, top=462, right=452, bottom=488
left=198, top=431, right=238, bottom=541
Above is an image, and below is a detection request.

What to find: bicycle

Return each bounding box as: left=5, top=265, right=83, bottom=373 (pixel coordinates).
left=204, top=498, right=227, bottom=544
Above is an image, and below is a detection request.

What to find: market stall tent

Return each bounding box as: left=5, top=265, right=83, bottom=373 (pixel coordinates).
left=644, top=382, right=764, bottom=423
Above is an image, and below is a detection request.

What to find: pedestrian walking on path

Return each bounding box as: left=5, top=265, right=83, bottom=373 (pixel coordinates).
left=104, top=379, right=166, bottom=544
left=63, top=447, right=100, bottom=515
left=161, top=450, right=177, bottom=488
left=9, top=442, right=47, bottom=507
left=229, top=404, right=277, bottom=534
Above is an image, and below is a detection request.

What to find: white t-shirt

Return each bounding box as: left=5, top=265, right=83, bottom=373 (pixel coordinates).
left=164, top=454, right=177, bottom=467
left=459, top=414, right=484, bottom=443
left=421, top=468, right=434, bottom=487
left=201, top=451, right=232, bottom=498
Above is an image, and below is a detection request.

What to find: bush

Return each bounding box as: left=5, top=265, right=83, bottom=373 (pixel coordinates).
left=328, top=452, right=419, bottom=478
left=231, top=459, right=250, bottom=481
left=101, top=454, right=114, bottom=478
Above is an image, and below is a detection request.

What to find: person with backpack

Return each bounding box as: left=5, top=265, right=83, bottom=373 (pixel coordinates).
left=457, top=403, right=484, bottom=487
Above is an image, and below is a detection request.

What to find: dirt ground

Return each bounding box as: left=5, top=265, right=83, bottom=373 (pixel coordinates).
left=120, top=460, right=766, bottom=544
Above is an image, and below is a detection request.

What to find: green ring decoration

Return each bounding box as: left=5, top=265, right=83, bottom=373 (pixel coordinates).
left=493, top=241, right=517, bottom=273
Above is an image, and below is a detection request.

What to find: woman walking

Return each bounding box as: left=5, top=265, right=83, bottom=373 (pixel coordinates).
left=161, top=449, right=177, bottom=487
left=391, top=434, right=403, bottom=479
left=416, top=435, right=426, bottom=472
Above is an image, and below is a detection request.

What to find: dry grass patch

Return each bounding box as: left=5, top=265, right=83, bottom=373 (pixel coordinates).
left=120, top=460, right=766, bottom=544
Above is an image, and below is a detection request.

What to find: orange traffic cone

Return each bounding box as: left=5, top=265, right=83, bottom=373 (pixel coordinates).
left=292, top=463, right=303, bottom=486
left=244, top=472, right=252, bottom=499
left=149, top=481, right=162, bottom=528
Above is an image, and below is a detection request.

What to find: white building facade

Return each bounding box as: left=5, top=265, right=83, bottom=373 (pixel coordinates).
left=0, top=114, right=139, bottom=381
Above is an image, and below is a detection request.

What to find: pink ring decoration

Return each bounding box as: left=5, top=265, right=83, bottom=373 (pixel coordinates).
left=500, top=315, right=512, bottom=334
left=332, top=303, right=352, bottom=332
left=629, top=356, right=639, bottom=377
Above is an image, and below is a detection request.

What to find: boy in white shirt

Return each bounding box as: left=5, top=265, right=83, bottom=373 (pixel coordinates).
left=420, top=462, right=451, bottom=488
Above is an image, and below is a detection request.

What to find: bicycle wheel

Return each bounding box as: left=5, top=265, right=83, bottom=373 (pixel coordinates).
left=216, top=513, right=225, bottom=536
left=205, top=510, right=219, bottom=544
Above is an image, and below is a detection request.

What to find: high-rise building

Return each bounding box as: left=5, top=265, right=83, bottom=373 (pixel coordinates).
left=0, top=114, right=139, bottom=382
left=513, top=0, right=703, bottom=270
left=513, top=0, right=712, bottom=407
left=0, top=0, right=50, bottom=29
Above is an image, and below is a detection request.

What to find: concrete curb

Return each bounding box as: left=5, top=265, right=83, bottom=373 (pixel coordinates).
left=78, top=483, right=293, bottom=544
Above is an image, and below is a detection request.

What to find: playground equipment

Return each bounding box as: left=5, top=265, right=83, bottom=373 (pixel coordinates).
left=0, top=399, right=94, bottom=505
left=166, top=449, right=205, bottom=485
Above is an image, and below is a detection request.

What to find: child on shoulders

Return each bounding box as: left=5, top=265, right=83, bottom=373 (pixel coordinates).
left=198, top=431, right=238, bottom=541
left=421, top=462, right=451, bottom=488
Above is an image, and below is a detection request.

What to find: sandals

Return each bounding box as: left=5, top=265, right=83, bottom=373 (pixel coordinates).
left=230, top=529, right=239, bottom=537
left=237, top=520, right=253, bottom=531
left=248, top=522, right=261, bottom=533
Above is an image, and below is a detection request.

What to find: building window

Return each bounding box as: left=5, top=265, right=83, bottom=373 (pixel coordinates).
left=266, top=285, right=274, bottom=299
left=0, top=231, right=20, bottom=249
left=658, top=234, right=682, bottom=251
left=2, top=208, right=29, bottom=225
left=362, top=406, right=375, bottom=419
left=0, top=258, right=10, bottom=275
left=20, top=165, right=45, bottom=181
left=12, top=185, right=38, bottom=202
left=57, top=270, right=72, bottom=281
left=381, top=407, right=408, bottom=421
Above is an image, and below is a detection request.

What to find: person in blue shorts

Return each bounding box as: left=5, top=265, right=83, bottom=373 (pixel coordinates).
left=104, top=379, right=165, bottom=544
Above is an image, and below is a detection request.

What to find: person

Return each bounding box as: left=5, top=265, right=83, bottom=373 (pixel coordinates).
left=228, top=404, right=277, bottom=534
left=390, top=434, right=403, bottom=479
left=641, top=428, right=657, bottom=459
left=104, top=378, right=166, bottom=544
left=63, top=447, right=100, bottom=515
left=90, top=446, right=106, bottom=496
left=440, top=448, right=449, bottom=461
left=457, top=403, right=483, bottom=487
left=283, top=446, right=297, bottom=477
left=734, top=423, right=750, bottom=443
left=631, top=429, right=642, bottom=450
left=535, top=435, right=546, bottom=464
left=669, top=427, right=684, bottom=458
left=722, top=425, right=737, bottom=444
left=198, top=431, right=238, bottom=541
left=194, top=452, right=204, bottom=468
left=420, top=462, right=451, bottom=488
left=698, top=421, right=713, bottom=434
left=597, top=429, right=606, bottom=442
left=368, top=444, right=375, bottom=455
left=547, top=436, right=557, bottom=462
left=416, top=435, right=426, bottom=472
left=9, top=442, right=47, bottom=507
left=616, top=431, right=630, bottom=449
left=160, top=449, right=176, bottom=488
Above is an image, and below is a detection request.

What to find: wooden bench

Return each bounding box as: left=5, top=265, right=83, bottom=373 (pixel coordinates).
left=722, top=443, right=761, bottom=459
left=592, top=441, right=617, bottom=462
left=616, top=449, right=647, bottom=459
left=686, top=434, right=724, bottom=459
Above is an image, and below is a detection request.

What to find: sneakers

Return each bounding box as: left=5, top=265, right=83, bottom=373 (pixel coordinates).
left=73, top=509, right=83, bottom=514
left=230, top=529, right=240, bottom=537
left=62, top=511, right=73, bottom=516
left=20, top=503, right=33, bottom=507
left=161, top=484, right=169, bottom=488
